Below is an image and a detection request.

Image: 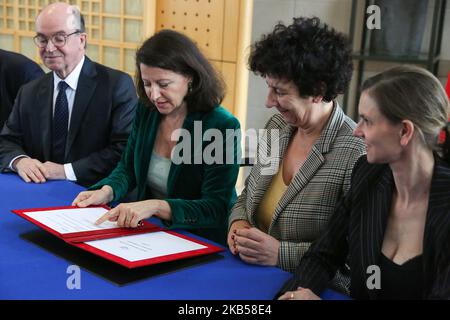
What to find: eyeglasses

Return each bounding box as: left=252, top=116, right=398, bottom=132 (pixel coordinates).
left=33, top=30, right=81, bottom=48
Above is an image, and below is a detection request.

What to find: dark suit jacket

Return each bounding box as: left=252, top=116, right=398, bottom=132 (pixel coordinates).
left=0, top=49, right=44, bottom=129
left=279, top=155, right=450, bottom=299
left=89, top=103, right=241, bottom=245
left=0, top=56, right=137, bottom=187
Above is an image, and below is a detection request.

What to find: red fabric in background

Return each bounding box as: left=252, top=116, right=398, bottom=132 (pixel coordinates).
left=446, top=72, right=450, bottom=98
left=440, top=72, right=450, bottom=143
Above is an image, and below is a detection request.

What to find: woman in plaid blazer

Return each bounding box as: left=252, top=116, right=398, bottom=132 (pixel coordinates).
left=227, top=17, right=365, bottom=293
left=279, top=66, right=450, bottom=300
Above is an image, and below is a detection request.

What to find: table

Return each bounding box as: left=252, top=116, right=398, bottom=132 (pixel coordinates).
left=0, top=173, right=349, bottom=300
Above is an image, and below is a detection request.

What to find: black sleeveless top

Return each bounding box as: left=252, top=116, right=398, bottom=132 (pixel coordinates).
left=379, top=253, right=423, bottom=300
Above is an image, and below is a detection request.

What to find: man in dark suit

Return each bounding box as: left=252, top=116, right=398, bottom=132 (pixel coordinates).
left=0, top=2, right=137, bottom=187
left=0, top=49, right=44, bottom=129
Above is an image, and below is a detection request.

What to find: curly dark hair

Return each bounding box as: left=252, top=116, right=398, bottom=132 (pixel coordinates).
left=249, top=17, right=353, bottom=102
left=135, top=29, right=225, bottom=112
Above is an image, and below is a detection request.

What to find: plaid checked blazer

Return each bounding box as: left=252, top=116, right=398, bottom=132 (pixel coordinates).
left=229, top=103, right=365, bottom=292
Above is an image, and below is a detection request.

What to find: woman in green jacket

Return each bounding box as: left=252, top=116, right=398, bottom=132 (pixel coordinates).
left=72, top=30, right=240, bottom=245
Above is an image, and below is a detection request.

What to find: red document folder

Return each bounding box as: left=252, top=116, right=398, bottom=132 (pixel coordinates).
left=12, top=206, right=223, bottom=269
left=13, top=205, right=160, bottom=242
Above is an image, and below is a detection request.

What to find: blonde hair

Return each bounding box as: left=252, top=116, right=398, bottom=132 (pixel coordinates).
left=362, top=65, right=449, bottom=160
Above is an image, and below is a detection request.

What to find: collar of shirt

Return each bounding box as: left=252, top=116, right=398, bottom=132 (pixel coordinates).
left=53, top=55, right=85, bottom=91
left=51, top=55, right=85, bottom=131
left=50, top=56, right=85, bottom=182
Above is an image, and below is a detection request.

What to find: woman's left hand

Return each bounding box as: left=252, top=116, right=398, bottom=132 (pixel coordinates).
left=278, top=288, right=321, bottom=300
left=234, top=227, right=280, bottom=266
left=95, top=200, right=168, bottom=228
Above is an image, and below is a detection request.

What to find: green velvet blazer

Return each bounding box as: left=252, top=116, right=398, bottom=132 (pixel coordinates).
left=90, top=103, right=241, bottom=244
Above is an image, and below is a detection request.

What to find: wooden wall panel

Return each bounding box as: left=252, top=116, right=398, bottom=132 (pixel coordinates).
left=221, top=62, right=236, bottom=113
left=222, top=0, right=239, bottom=62
left=0, top=0, right=252, bottom=118
left=155, top=0, right=252, bottom=115
left=156, top=0, right=225, bottom=61
left=0, top=0, right=146, bottom=77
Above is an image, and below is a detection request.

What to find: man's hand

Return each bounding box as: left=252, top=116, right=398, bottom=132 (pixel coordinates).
left=14, top=157, right=48, bottom=183
left=42, top=161, right=66, bottom=180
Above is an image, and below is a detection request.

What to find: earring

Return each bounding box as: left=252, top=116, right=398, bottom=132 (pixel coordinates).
left=188, top=82, right=193, bottom=93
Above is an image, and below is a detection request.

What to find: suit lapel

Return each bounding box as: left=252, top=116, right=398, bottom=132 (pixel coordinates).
left=136, top=110, right=161, bottom=199
left=249, top=123, right=293, bottom=215
left=271, top=146, right=325, bottom=227
left=270, top=103, right=345, bottom=229
left=167, top=111, right=200, bottom=196
left=65, top=58, right=97, bottom=157
left=38, top=74, right=54, bottom=160
left=422, top=178, right=437, bottom=297
left=362, top=166, right=392, bottom=299
left=421, top=158, right=450, bottom=297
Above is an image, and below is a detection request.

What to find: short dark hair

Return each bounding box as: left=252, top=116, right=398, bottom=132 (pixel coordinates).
left=249, top=17, right=353, bottom=102
left=135, top=29, right=225, bottom=112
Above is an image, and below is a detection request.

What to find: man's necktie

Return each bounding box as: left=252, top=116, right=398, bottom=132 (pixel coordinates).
left=52, top=81, right=69, bottom=163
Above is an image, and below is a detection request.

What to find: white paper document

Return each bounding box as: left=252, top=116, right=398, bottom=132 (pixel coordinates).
left=24, top=207, right=117, bottom=234
left=85, top=232, right=206, bottom=262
